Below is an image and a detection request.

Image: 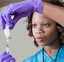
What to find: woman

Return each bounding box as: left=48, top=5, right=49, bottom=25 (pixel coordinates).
left=0, top=0, right=64, bottom=62
left=23, top=1, right=64, bottom=62
left=24, top=13, right=64, bottom=62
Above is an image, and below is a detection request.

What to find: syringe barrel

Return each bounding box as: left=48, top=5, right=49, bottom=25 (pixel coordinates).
left=4, top=25, right=11, bottom=39
left=4, top=25, right=11, bottom=54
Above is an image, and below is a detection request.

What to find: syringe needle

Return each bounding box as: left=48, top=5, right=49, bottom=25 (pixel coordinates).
left=6, top=39, right=10, bottom=54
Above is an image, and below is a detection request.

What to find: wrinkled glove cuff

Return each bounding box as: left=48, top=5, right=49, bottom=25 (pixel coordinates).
left=29, top=0, right=43, bottom=14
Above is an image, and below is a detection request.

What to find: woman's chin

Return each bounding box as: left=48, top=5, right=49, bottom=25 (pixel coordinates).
left=37, top=42, right=47, bottom=47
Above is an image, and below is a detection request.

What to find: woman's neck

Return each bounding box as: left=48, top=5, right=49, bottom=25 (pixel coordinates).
left=44, top=39, right=62, bottom=53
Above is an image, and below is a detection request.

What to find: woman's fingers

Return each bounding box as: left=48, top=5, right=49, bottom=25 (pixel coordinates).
left=0, top=51, right=7, bottom=57
left=3, top=57, right=15, bottom=62
left=0, top=54, right=12, bottom=62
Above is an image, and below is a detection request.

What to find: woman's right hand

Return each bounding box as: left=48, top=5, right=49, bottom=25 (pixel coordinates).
left=0, top=0, right=43, bottom=30
left=0, top=51, right=15, bottom=62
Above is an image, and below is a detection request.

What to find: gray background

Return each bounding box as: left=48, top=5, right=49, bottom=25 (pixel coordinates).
left=0, top=0, right=64, bottom=62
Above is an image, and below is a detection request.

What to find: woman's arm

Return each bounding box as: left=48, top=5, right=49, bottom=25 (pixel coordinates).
left=43, top=1, right=64, bottom=27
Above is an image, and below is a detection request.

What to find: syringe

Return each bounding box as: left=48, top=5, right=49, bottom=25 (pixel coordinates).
left=4, top=25, right=11, bottom=54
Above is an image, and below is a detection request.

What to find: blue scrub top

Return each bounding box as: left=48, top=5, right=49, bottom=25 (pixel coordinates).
left=23, top=44, right=64, bottom=62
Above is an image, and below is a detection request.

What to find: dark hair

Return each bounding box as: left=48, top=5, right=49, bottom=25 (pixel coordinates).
left=26, top=0, right=64, bottom=47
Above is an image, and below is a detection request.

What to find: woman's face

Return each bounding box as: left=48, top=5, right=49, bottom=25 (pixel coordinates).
left=32, top=12, right=59, bottom=46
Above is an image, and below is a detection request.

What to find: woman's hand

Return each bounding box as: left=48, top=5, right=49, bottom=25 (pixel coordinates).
left=0, top=51, right=15, bottom=62
left=0, top=0, right=43, bottom=30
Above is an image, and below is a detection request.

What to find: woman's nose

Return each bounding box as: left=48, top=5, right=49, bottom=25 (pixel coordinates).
left=36, top=30, right=42, bottom=34
left=36, top=27, right=44, bottom=34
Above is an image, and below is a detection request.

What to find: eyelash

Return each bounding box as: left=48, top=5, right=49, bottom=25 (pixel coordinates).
left=32, top=23, right=51, bottom=28
left=43, top=24, right=51, bottom=27
left=32, top=24, right=36, bottom=27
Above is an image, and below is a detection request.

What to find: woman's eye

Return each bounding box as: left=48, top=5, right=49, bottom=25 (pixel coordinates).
left=43, top=24, right=50, bottom=27
left=32, top=24, right=37, bottom=27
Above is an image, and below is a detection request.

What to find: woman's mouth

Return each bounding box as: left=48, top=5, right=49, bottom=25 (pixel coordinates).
left=36, top=37, right=45, bottom=42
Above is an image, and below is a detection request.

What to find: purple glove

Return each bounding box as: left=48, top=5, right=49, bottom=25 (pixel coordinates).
left=0, top=51, right=15, bottom=62
left=0, top=0, right=43, bottom=30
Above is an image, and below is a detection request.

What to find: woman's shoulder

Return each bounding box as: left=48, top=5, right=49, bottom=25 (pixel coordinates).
left=57, top=44, right=64, bottom=62
left=23, top=55, right=34, bottom=62
left=23, top=49, right=43, bottom=62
